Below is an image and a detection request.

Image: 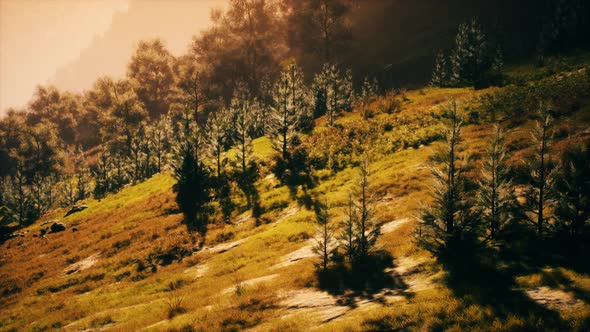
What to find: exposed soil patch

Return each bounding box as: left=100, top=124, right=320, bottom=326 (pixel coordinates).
left=221, top=274, right=279, bottom=295
left=183, top=264, right=209, bottom=280
left=64, top=253, right=101, bottom=275
left=525, top=286, right=584, bottom=310
left=199, top=239, right=245, bottom=255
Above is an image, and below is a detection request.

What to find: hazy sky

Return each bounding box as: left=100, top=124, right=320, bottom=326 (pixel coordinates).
left=0, top=0, right=226, bottom=114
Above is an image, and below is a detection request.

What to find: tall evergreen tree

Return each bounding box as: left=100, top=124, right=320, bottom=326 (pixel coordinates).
left=418, top=100, right=471, bottom=250
left=312, top=63, right=353, bottom=126
left=93, top=146, right=111, bottom=199
left=450, top=18, right=487, bottom=86
left=523, top=102, right=558, bottom=235
left=270, top=63, right=308, bottom=160
left=338, top=193, right=358, bottom=265
left=358, top=76, right=379, bottom=119
left=172, top=108, right=211, bottom=232
left=477, top=125, right=514, bottom=239
left=10, top=162, right=30, bottom=225
left=205, top=108, right=229, bottom=179
left=353, top=158, right=380, bottom=264
left=230, top=88, right=258, bottom=175
left=430, top=51, right=448, bottom=87
left=313, top=199, right=335, bottom=272
left=554, top=141, right=590, bottom=240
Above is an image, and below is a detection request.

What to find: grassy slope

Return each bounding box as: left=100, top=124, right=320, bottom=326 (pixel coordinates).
left=1, top=60, right=590, bottom=332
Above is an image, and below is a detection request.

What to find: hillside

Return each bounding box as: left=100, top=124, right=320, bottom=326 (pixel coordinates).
left=1, top=53, right=590, bottom=331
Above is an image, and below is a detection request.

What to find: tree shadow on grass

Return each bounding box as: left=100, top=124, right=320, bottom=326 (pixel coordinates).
left=497, top=223, right=590, bottom=307
left=438, top=234, right=567, bottom=330
left=316, top=250, right=413, bottom=308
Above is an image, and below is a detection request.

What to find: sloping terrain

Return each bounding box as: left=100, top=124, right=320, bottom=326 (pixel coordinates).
left=1, top=58, right=590, bottom=331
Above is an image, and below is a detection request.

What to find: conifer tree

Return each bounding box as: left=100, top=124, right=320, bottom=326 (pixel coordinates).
left=172, top=108, right=211, bottom=231
left=554, top=141, right=590, bottom=240
left=129, top=126, right=147, bottom=182
left=61, top=174, right=77, bottom=207
left=30, top=174, right=47, bottom=219
left=477, top=125, right=514, bottom=239
left=450, top=18, right=487, bottom=86
left=418, top=100, right=471, bottom=250
left=77, top=165, right=92, bottom=202
left=491, top=46, right=504, bottom=76
left=523, top=102, right=558, bottom=235
left=270, top=64, right=308, bottom=160
left=10, top=162, right=30, bottom=225
left=312, top=63, right=353, bottom=126
left=338, top=193, right=358, bottom=265
left=93, top=146, right=111, bottom=198
left=205, top=108, right=229, bottom=179
left=230, top=88, right=258, bottom=175
left=110, top=152, right=131, bottom=192
left=359, top=76, right=379, bottom=119
left=430, top=51, right=448, bottom=87
left=353, top=158, right=380, bottom=264
left=313, top=199, right=335, bottom=272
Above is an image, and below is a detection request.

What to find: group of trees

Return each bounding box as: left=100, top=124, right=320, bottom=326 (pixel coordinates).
left=313, top=158, right=382, bottom=277
left=430, top=18, right=504, bottom=88
left=0, top=49, right=376, bottom=234
left=419, top=99, right=590, bottom=255
left=0, top=0, right=378, bottom=230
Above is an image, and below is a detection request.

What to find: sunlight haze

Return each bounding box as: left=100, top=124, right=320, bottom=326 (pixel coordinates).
left=0, top=0, right=226, bottom=114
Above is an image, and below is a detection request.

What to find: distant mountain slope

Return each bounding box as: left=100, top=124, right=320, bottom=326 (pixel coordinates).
left=49, top=0, right=225, bottom=93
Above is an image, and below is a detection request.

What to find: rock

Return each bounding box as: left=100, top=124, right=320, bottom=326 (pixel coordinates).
left=64, top=205, right=88, bottom=217
left=72, top=227, right=78, bottom=232
left=50, top=222, right=66, bottom=233
left=9, top=232, right=25, bottom=238
left=41, top=220, right=58, bottom=225
left=40, top=228, right=48, bottom=237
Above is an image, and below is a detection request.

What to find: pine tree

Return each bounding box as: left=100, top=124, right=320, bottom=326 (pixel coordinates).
left=418, top=100, right=471, bottom=250
left=491, top=45, right=504, bottom=75
left=151, top=115, right=172, bottom=174
left=230, top=89, right=258, bottom=175
left=554, top=141, right=590, bottom=240
left=523, top=102, right=558, bottom=236
left=205, top=108, right=229, bottom=179
left=93, top=146, right=111, bottom=198
left=10, top=162, right=30, bottom=225
left=477, top=125, right=514, bottom=239
left=172, top=108, right=211, bottom=232
left=270, top=64, right=308, bottom=160
left=430, top=51, right=448, bottom=87
left=110, top=152, right=131, bottom=192
left=129, top=126, right=147, bottom=182
left=338, top=193, right=358, bottom=265
left=61, top=174, right=77, bottom=207
left=313, top=199, right=335, bottom=272
left=359, top=76, right=379, bottom=119
left=30, top=173, right=47, bottom=219
left=312, top=63, right=353, bottom=126
left=450, top=18, right=487, bottom=86
left=353, top=158, right=380, bottom=264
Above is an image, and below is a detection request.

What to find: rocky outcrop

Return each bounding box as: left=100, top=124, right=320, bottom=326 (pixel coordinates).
left=64, top=205, right=88, bottom=217
left=50, top=222, right=66, bottom=233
